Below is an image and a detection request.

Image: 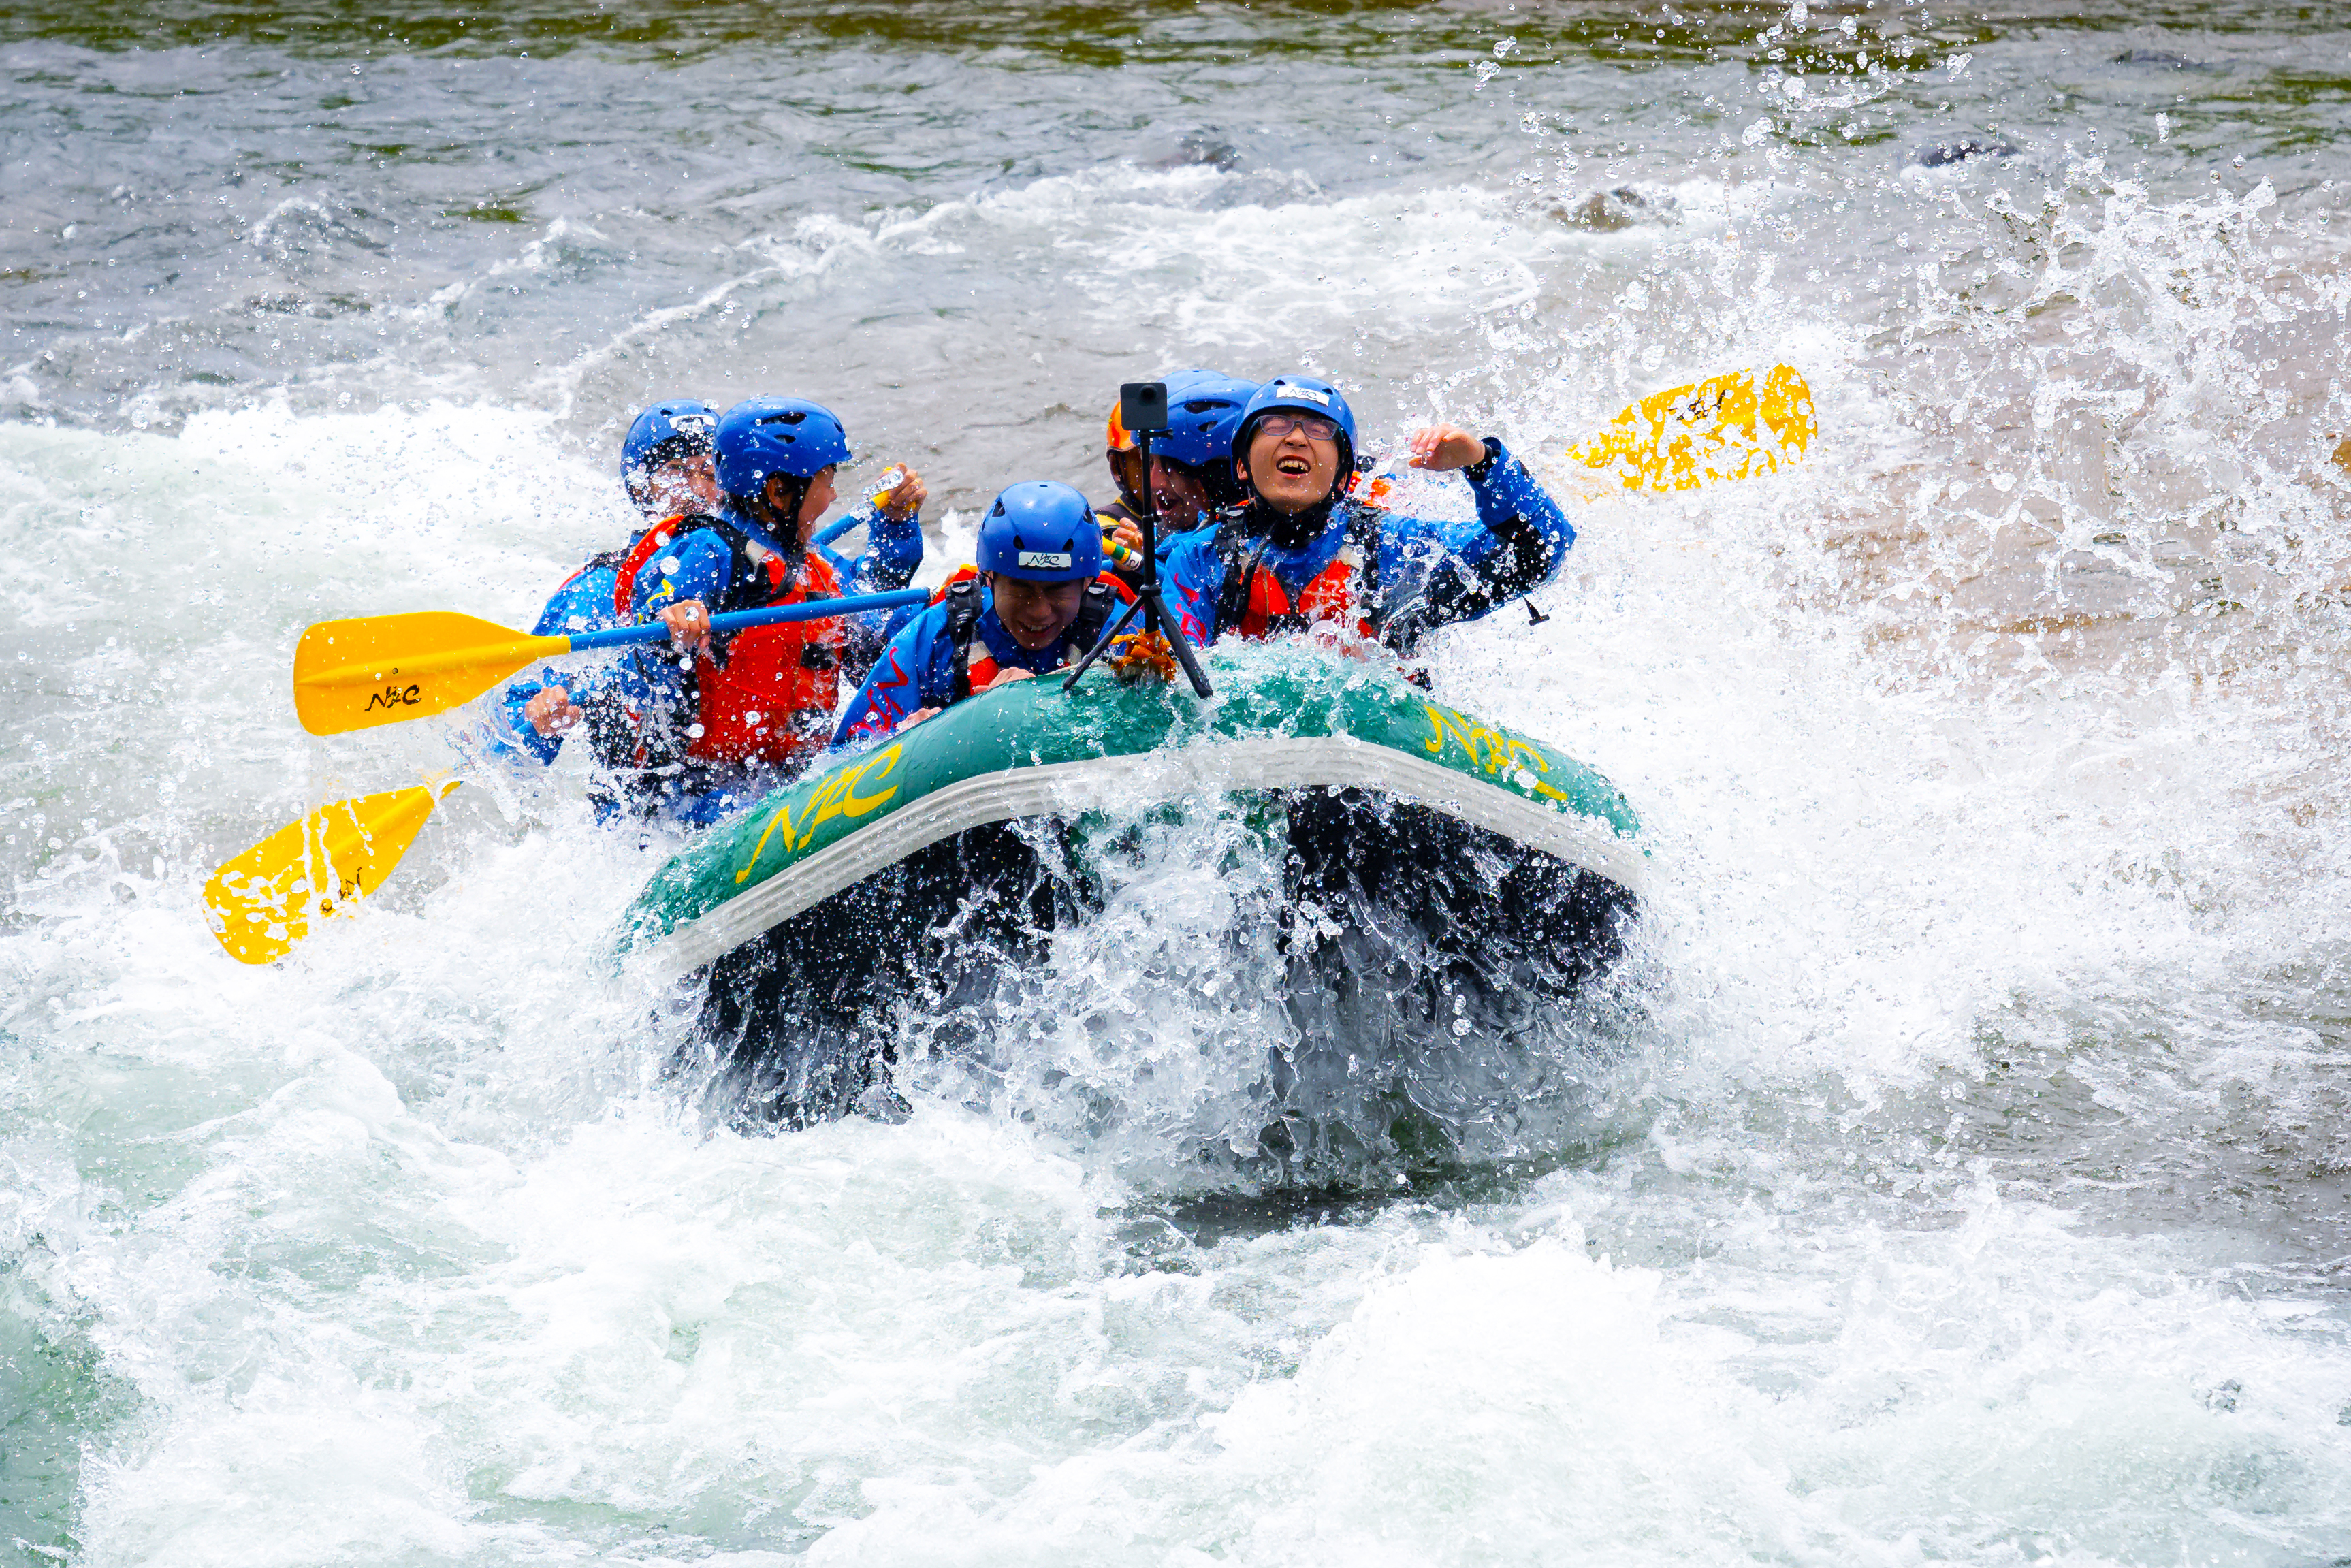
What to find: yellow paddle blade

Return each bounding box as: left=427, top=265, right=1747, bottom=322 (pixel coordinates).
left=1567, top=364, right=1817, bottom=492
left=293, top=611, right=568, bottom=736
left=200, top=782, right=460, bottom=965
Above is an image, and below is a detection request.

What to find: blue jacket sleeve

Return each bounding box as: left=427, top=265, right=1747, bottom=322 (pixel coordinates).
left=815, top=502, right=926, bottom=596
left=625, top=530, right=737, bottom=713
left=1155, top=526, right=1225, bottom=647
left=1374, top=439, right=1573, bottom=647
left=499, top=564, right=628, bottom=766
left=630, top=530, right=733, bottom=620
left=830, top=602, right=955, bottom=748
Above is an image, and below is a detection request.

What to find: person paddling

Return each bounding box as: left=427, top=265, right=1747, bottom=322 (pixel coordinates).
left=1159, top=374, right=1575, bottom=656
left=615, top=396, right=927, bottom=820
left=833, top=481, right=1132, bottom=745
left=504, top=398, right=721, bottom=759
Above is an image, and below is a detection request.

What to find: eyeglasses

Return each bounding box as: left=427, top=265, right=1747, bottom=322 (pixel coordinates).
left=1255, top=413, right=1339, bottom=442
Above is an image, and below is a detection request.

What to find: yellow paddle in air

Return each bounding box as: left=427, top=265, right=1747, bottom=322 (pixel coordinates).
left=202, top=780, right=460, bottom=964
left=1566, top=363, right=1817, bottom=492
left=1353, top=363, right=1816, bottom=512
left=292, top=589, right=930, bottom=737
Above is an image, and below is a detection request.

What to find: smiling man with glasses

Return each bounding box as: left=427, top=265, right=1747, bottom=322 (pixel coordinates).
left=1155, top=374, right=1576, bottom=658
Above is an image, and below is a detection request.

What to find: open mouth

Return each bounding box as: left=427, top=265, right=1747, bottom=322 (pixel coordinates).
left=1275, top=455, right=1312, bottom=476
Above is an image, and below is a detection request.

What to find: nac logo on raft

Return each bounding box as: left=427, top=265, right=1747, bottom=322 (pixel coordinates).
left=734, top=743, right=906, bottom=884
left=1421, top=703, right=1572, bottom=806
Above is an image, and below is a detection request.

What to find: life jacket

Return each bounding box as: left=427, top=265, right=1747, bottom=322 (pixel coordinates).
left=1211, top=504, right=1382, bottom=642
left=930, top=566, right=1134, bottom=701
left=609, top=513, right=688, bottom=620
left=615, top=513, right=848, bottom=767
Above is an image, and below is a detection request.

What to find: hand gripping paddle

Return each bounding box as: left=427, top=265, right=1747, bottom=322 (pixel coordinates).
left=291, top=588, right=930, bottom=737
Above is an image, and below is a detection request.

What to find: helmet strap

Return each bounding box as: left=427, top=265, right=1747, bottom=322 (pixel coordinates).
left=1236, top=450, right=1345, bottom=550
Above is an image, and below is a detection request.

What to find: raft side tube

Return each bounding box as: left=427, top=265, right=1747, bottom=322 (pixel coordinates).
left=631, top=737, right=1648, bottom=982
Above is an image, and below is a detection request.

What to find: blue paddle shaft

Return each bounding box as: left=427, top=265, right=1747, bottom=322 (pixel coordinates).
left=562, top=588, right=929, bottom=655
left=809, top=512, right=863, bottom=550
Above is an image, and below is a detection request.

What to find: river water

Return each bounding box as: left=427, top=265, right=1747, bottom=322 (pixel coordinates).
left=7, top=1, right=2351, bottom=1561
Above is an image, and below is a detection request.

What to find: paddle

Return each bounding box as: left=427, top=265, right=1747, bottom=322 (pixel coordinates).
left=214, top=586, right=929, bottom=962
left=202, top=780, right=460, bottom=964
left=1564, top=363, right=1816, bottom=492
left=291, top=588, right=930, bottom=737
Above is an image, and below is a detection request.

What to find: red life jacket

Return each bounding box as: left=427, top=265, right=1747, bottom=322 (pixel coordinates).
left=1226, top=549, right=1364, bottom=640
left=610, top=513, right=688, bottom=620
left=1206, top=491, right=1386, bottom=642
left=615, top=515, right=848, bottom=769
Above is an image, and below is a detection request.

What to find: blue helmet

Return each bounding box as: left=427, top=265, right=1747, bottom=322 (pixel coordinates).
left=620, top=399, right=716, bottom=504
left=715, top=396, right=854, bottom=501
left=1155, top=370, right=1258, bottom=473
left=1234, top=374, right=1360, bottom=494
left=976, top=481, right=1104, bottom=583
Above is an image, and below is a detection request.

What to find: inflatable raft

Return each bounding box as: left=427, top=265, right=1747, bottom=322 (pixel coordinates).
left=621, top=643, right=1646, bottom=1131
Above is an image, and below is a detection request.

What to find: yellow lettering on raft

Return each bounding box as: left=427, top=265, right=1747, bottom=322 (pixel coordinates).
left=734, top=743, right=906, bottom=884
left=1422, top=703, right=1481, bottom=764
left=1421, top=703, right=1572, bottom=803
left=829, top=743, right=904, bottom=820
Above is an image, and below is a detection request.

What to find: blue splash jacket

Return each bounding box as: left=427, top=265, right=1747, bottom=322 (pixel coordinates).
left=1157, top=438, right=1572, bottom=654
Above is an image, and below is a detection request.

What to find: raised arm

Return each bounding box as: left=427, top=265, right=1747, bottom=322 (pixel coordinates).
left=1375, top=431, right=1574, bottom=654
left=815, top=467, right=928, bottom=594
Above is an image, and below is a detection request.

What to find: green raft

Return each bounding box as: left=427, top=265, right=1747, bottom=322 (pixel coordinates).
left=621, top=641, right=1646, bottom=1128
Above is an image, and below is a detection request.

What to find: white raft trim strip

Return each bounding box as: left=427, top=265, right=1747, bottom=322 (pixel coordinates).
left=637, top=737, right=1646, bottom=982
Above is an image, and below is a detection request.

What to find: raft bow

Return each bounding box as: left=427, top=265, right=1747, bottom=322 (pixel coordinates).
left=620, top=643, right=1647, bottom=1130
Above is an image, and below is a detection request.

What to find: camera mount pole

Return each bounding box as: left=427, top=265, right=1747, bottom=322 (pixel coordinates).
left=1063, top=420, right=1213, bottom=698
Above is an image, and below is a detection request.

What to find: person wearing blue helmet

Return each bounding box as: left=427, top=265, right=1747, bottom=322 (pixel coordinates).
left=833, top=481, right=1133, bottom=746
left=503, top=398, right=722, bottom=760
left=1097, top=370, right=1256, bottom=566
left=606, top=396, right=929, bottom=819
left=1156, top=374, right=1574, bottom=657
left=621, top=399, right=722, bottom=519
